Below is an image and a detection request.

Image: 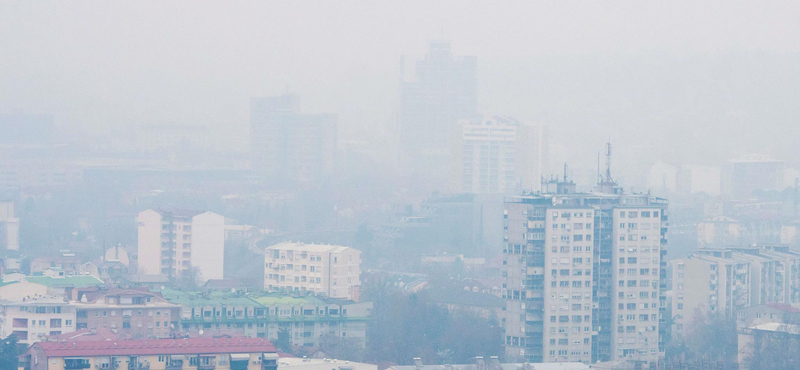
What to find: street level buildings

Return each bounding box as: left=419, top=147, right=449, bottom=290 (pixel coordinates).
left=19, top=337, right=279, bottom=370
left=137, top=209, right=225, bottom=282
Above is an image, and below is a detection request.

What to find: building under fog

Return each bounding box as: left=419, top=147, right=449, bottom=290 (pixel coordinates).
left=136, top=209, right=225, bottom=282
left=502, top=165, right=668, bottom=365
left=399, top=41, right=477, bottom=187
left=727, top=155, right=785, bottom=198
left=450, top=115, right=545, bottom=194
left=0, top=201, right=19, bottom=251
left=250, top=94, right=337, bottom=185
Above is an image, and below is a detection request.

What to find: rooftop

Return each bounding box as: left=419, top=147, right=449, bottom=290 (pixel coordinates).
left=28, top=336, right=276, bottom=357
left=160, top=289, right=263, bottom=307
left=25, top=275, right=104, bottom=288
left=266, top=242, right=354, bottom=254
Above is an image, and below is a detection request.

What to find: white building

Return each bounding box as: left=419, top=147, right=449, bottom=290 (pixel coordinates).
left=503, top=176, right=667, bottom=365
left=450, top=115, right=545, bottom=194
left=136, top=209, right=225, bottom=283
left=264, top=242, right=361, bottom=301
left=0, top=201, right=19, bottom=251
left=0, top=295, right=77, bottom=345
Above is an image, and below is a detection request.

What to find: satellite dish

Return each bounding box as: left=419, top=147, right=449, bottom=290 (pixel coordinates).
left=160, top=286, right=166, bottom=290
left=199, top=330, right=204, bottom=335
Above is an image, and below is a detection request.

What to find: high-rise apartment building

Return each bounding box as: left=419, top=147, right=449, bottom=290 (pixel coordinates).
left=399, top=41, right=477, bottom=187
left=250, top=94, right=337, bottom=185
left=0, top=201, right=19, bottom=251
left=450, top=115, right=545, bottom=194
left=137, top=209, right=225, bottom=283
left=502, top=171, right=668, bottom=365
left=264, top=242, right=361, bottom=301
left=670, top=245, right=800, bottom=339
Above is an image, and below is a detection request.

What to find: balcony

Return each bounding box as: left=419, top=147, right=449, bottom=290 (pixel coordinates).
left=65, top=359, right=91, bottom=370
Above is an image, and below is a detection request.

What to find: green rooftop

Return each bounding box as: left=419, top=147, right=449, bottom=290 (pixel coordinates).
left=26, top=275, right=104, bottom=288
left=251, top=294, right=328, bottom=306
left=160, top=288, right=264, bottom=307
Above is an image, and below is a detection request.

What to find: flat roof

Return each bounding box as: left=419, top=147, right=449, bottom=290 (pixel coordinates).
left=26, top=275, right=104, bottom=288
left=30, top=337, right=276, bottom=357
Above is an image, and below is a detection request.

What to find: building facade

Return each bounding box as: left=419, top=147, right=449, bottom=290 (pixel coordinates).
left=19, top=337, right=279, bottom=370
left=671, top=245, right=800, bottom=339
left=449, top=115, right=544, bottom=194
left=162, top=289, right=371, bottom=350
left=137, top=209, right=225, bottom=282
left=0, top=296, right=77, bottom=345
left=502, top=178, right=668, bottom=366
left=264, top=242, right=361, bottom=301
left=74, top=288, right=181, bottom=338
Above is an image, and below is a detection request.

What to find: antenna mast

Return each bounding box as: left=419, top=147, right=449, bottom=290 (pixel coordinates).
left=604, top=140, right=614, bottom=184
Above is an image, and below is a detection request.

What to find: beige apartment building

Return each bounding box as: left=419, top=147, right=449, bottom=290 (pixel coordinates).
left=0, top=295, right=77, bottom=345
left=137, top=209, right=225, bottom=283
left=19, top=337, right=279, bottom=370
left=671, top=245, right=800, bottom=339
left=264, top=242, right=361, bottom=301
left=503, top=177, right=668, bottom=366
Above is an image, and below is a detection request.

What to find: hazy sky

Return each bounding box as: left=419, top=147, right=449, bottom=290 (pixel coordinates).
left=2, top=1, right=799, bottom=172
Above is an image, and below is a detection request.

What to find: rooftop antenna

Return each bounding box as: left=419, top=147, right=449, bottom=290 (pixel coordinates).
left=563, top=162, right=568, bottom=182
left=604, top=139, right=614, bottom=184
left=597, top=152, right=601, bottom=185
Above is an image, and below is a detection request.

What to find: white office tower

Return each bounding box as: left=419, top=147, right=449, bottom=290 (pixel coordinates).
left=137, top=209, right=225, bottom=283
left=450, top=115, right=546, bottom=194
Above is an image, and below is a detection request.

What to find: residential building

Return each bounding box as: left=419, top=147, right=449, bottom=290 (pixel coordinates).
left=449, top=115, right=545, bottom=194
left=137, top=209, right=225, bottom=282
left=19, top=337, right=279, bottom=370
left=73, top=288, right=181, bottom=338
left=264, top=242, right=361, bottom=301
left=0, top=295, right=76, bottom=345
left=697, top=216, right=742, bottom=247
left=0, top=201, right=19, bottom=251
left=737, top=322, right=800, bottom=367
left=671, top=245, right=800, bottom=339
left=161, top=289, right=371, bottom=349
left=502, top=167, right=668, bottom=365
left=737, top=303, right=800, bottom=329
left=399, top=41, right=478, bottom=189
left=250, top=94, right=337, bottom=185
left=252, top=295, right=371, bottom=349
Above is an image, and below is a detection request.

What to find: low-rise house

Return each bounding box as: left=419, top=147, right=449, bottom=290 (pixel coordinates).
left=253, top=295, right=371, bottom=349
left=18, top=337, right=279, bottom=370
left=74, top=288, right=181, bottom=338
left=163, top=289, right=266, bottom=338
left=737, top=303, right=800, bottom=329
left=161, top=290, right=371, bottom=350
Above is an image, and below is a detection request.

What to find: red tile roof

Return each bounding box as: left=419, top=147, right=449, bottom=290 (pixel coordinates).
left=32, top=337, right=276, bottom=357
